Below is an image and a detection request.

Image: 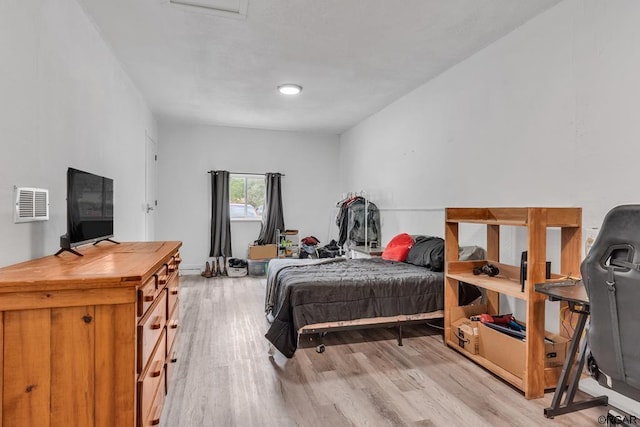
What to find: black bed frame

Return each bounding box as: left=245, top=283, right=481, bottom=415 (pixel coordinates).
left=299, top=316, right=444, bottom=353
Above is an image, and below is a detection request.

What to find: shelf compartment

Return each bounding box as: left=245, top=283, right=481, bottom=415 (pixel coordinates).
left=447, top=339, right=524, bottom=389
left=447, top=260, right=568, bottom=299
left=446, top=339, right=563, bottom=391
left=447, top=260, right=525, bottom=300
left=447, top=272, right=525, bottom=300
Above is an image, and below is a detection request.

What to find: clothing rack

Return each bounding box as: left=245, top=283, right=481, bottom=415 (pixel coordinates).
left=335, top=190, right=366, bottom=207
left=336, top=191, right=378, bottom=250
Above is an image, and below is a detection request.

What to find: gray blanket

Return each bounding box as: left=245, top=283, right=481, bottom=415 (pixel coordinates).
left=265, top=257, right=346, bottom=315
left=265, top=258, right=443, bottom=357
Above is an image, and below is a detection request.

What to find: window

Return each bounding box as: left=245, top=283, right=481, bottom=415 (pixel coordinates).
left=229, top=174, right=265, bottom=220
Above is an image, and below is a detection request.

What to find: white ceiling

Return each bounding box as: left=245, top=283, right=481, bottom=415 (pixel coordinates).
left=76, top=0, right=562, bottom=134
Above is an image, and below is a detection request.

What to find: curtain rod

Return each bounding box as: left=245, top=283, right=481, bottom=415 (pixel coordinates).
left=207, top=170, right=285, bottom=176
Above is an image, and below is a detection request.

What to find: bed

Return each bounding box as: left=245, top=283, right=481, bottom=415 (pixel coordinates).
left=265, top=257, right=443, bottom=357
left=264, top=241, right=484, bottom=358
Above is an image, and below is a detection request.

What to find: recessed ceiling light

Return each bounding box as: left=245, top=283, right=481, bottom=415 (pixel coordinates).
left=278, top=84, right=302, bottom=95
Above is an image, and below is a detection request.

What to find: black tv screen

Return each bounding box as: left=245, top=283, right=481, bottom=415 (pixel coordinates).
left=67, top=168, right=114, bottom=246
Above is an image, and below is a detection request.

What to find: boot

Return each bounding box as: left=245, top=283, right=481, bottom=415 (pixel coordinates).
left=210, top=258, right=218, bottom=277
left=201, top=261, right=212, bottom=278
left=220, top=257, right=227, bottom=276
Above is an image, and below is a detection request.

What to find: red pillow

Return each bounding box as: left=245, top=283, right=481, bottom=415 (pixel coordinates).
left=381, top=233, right=414, bottom=262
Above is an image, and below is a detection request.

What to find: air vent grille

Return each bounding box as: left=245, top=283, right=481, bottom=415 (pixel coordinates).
left=15, top=187, right=49, bottom=223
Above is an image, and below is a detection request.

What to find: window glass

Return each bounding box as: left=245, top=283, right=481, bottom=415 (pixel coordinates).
left=229, top=174, right=265, bottom=219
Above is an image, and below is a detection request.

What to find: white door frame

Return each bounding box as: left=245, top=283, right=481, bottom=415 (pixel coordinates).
left=145, top=131, right=158, bottom=241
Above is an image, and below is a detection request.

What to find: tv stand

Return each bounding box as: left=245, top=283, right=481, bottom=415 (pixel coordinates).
left=94, top=237, right=120, bottom=246
left=55, top=234, right=83, bottom=256
left=54, top=246, right=84, bottom=257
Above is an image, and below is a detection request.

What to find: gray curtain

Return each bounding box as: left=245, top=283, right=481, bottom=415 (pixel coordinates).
left=209, top=170, right=232, bottom=257
left=255, top=173, right=285, bottom=245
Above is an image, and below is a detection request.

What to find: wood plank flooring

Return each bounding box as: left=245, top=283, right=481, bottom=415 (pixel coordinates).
left=161, top=275, right=606, bottom=426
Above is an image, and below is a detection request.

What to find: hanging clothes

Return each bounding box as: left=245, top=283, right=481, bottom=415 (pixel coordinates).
left=336, top=196, right=380, bottom=248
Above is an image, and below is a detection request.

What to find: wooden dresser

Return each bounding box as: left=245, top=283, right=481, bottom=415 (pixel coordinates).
left=0, top=241, right=182, bottom=427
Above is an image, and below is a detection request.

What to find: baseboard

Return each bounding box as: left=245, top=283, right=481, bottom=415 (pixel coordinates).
left=179, top=264, right=202, bottom=275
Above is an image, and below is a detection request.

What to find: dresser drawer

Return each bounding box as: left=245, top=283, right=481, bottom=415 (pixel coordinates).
left=166, top=274, right=179, bottom=317
left=156, top=264, right=169, bottom=289
left=166, top=337, right=178, bottom=393
left=139, top=358, right=166, bottom=427
left=167, top=256, right=178, bottom=274
left=138, top=329, right=166, bottom=427
left=137, top=291, right=167, bottom=373
left=166, top=301, right=179, bottom=353
left=137, top=275, right=158, bottom=317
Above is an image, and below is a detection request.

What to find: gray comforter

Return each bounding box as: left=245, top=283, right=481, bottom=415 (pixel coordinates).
left=265, top=258, right=443, bottom=358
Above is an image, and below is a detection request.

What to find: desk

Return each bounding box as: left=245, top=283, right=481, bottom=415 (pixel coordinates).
left=535, top=281, right=609, bottom=417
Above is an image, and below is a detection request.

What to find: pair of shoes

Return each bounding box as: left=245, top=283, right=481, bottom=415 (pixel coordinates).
left=201, top=261, right=214, bottom=278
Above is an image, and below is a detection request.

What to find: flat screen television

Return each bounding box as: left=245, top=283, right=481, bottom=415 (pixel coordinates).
left=56, top=168, right=115, bottom=256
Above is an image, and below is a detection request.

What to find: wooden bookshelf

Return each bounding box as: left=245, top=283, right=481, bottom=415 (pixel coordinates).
left=444, top=207, right=582, bottom=399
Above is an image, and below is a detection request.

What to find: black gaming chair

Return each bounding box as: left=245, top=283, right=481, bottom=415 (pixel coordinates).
left=581, top=205, right=640, bottom=401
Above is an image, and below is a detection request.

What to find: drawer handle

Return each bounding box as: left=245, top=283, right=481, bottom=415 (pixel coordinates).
left=175, top=256, right=182, bottom=264
left=169, top=320, right=179, bottom=329
left=150, top=405, right=162, bottom=425
left=150, top=359, right=163, bottom=378
left=168, top=265, right=176, bottom=272
left=150, top=316, right=163, bottom=330
left=170, top=288, right=179, bottom=296
left=170, top=351, right=178, bottom=363
left=144, top=294, right=155, bottom=302
left=158, top=276, right=168, bottom=285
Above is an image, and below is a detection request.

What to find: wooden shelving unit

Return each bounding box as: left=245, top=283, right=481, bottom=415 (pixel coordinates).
left=444, top=207, right=582, bottom=399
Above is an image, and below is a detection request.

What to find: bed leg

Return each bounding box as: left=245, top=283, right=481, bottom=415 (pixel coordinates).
left=316, top=332, right=326, bottom=353
left=397, top=325, right=403, bottom=346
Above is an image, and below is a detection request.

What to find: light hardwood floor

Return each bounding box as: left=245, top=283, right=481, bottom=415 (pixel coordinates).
left=161, top=275, right=607, bottom=426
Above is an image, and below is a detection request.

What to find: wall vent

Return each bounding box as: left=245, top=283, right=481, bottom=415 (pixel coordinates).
left=14, top=187, right=49, bottom=223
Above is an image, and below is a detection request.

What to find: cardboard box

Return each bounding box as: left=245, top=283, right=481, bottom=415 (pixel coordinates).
left=449, top=304, right=486, bottom=355
left=478, top=322, right=569, bottom=379
left=248, top=244, right=277, bottom=260
left=452, top=318, right=480, bottom=355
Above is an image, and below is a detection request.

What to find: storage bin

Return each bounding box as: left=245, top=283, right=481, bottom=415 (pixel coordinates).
left=248, top=259, right=268, bottom=276
left=227, top=266, right=247, bottom=277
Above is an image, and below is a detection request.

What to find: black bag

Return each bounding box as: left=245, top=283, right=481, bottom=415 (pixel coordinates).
left=228, top=258, right=247, bottom=268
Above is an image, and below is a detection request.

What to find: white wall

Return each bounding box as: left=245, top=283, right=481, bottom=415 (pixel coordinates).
left=341, top=0, right=640, bottom=250
left=156, top=122, right=340, bottom=272
left=339, top=0, right=640, bottom=328
left=0, top=0, right=157, bottom=266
